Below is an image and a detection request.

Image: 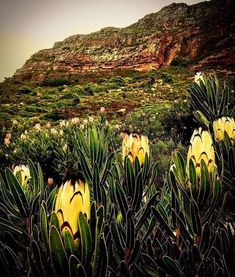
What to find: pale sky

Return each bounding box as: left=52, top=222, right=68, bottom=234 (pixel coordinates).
left=0, top=0, right=205, bottom=81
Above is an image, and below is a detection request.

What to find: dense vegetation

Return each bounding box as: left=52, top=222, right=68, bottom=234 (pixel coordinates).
left=0, top=72, right=234, bottom=276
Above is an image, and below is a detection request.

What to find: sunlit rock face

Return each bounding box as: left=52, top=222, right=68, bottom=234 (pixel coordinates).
left=12, top=0, right=235, bottom=81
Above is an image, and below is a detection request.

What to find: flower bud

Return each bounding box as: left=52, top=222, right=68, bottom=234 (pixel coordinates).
left=213, top=117, right=235, bottom=144
left=55, top=178, right=90, bottom=241
left=187, top=128, right=216, bottom=176
left=13, top=165, right=30, bottom=188
left=122, top=133, right=149, bottom=166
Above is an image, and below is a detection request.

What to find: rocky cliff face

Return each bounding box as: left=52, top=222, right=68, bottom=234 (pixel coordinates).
left=13, top=0, right=235, bottom=81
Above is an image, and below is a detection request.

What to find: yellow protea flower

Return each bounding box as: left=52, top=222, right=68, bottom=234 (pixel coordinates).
left=13, top=165, right=30, bottom=189
left=122, top=133, right=149, bottom=166
left=55, top=178, right=90, bottom=242
left=187, top=128, right=216, bottom=176
left=213, top=117, right=235, bottom=144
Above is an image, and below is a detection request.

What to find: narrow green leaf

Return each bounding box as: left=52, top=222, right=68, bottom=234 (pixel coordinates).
left=63, top=228, right=76, bottom=256
left=163, top=256, right=186, bottom=277
left=126, top=210, right=134, bottom=249
left=125, top=156, right=135, bottom=197
left=0, top=217, right=23, bottom=235
left=5, top=168, right=29, bottom=217
left=37, top=163, right=45, bottom=202
left=50, top=211, right=60, bottom=231
left=28, top=159, right=39, bottom=195
left=128, top=239, right=141, bottom=266
left=152, top=206, right=174, bottom=238
left=69, top=255, right=81, bottom=277
left=190, top=200, right=201, bottom=235
left=95, top=234, right=108, bottom=277
left=131, top=171, right=143, bottom=212
left=78, top=212, right=92, bottom=266
left=40, top=204, right=49, bottom=251
left=110, top=221, right=125, bottom=258
left=49, top=225, right=69, bottom=277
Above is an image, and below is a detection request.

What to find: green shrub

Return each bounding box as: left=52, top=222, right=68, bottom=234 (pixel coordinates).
left=170, top=57, right=191, bottom=67
left=42, top=111, right=67, bottom=121
left=160, top=101, right=197, bottom=144
left=18, top=86, right=33, bottom=94
left=71, top=96, right=80, bottom=105
left=162, top=73, right=173, bottom=83
left=41, top=78, right=70, bottom=87
left=46, top=87, right=59, bottom=94
left=109, top=76, right=125, bottom=86
left=84, top=84, right=94, bottom=95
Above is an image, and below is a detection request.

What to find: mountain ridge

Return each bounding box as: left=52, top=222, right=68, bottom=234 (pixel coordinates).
left=12, top=0, right=235, bottom=82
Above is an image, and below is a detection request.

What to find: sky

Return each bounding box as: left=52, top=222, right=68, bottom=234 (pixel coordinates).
left=0, top=0, right=205, bottom=81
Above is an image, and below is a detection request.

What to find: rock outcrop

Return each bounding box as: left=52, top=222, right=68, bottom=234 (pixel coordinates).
left=13, top=0, right=235, bottom=81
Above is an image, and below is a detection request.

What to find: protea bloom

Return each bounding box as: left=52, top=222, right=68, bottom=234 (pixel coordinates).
left=213, top=117, right=235, bottom=144
left=13, top=165, right=30, bottom=188
left=194, top=72, right=205, bottom=85
left=187, top=128, right=216, bottom=176
left=122, top=133, right=149, bottom=166
left=55, top=178, right=90, bottom=242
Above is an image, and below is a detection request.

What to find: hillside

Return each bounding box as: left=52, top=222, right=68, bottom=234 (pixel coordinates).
left=12, top=0, right=235, bottom=82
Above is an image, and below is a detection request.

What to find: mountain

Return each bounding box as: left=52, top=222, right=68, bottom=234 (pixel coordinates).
left=12, top=0, right=235, bottom=82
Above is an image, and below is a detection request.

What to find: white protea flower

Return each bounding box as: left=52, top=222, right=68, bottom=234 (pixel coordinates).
left=20, top=133, right=28, bottom=140
left=60, top=120, right=68, bottom=127
left=71, top=117, right=80, bottom=124
left=62, top=144, right=68, bottom=152
left=46, top=122, right=52, bottom=128
left=13, top=165, right=31, bottom=189
left=34, top=123, right=41, bottom=131
left=194, top=72, right=203, bottom=84
left=50, top=128, right=58, bottom=135
left=88, top=116, right=94, bottom=123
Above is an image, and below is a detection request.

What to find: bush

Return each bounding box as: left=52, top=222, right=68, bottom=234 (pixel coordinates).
left=83, top=84, right=94, bottom=96
left=109, top=76, right=125, bottom=86
left=18, top=86, right=33, bottom=94
left=40, top=78, right=70, bottom=87
left=160, top=101, right=197, bottom=144
left=42, top=111, right=67, bottom=121
left=162, top=73, right=173, bottom=83
left=71, top=96, right=80, bottom=105
left=170, top=57, right=191, bottom=67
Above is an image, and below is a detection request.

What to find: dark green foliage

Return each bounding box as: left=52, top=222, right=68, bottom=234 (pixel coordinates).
left=188, top=75, right=233, bottom=126
left=18, top=85, right=33, bottom=94
left=109, top=76, right=125, bottom=86
left=162, top=73, right=172, bottom=83
left=84, top=84, right=94, bottom=96
left=71, top=96, right=80, bottom=105
left=41, top=78, right=71, bottom=87
left=160, top=101, right=197, bottom=144
left=170, top=57, right=192, bottom=67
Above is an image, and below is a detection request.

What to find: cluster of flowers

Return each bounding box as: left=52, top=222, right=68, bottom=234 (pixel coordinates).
left=13, top=113, right=234, bottom=244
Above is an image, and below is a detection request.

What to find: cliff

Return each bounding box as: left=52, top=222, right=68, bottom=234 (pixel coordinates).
left=13, top=0, right=235, bottom=81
